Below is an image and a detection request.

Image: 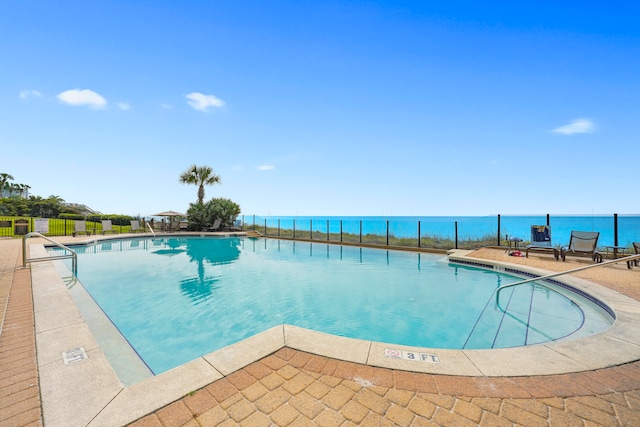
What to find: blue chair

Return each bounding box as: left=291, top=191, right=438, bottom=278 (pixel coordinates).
left=525, top=225, right=559, bottom=260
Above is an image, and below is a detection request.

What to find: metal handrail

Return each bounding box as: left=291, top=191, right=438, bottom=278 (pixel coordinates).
left=496, top=253, right=640, bottom=308
left=22, top=232, right=77, bottom=275
left=146, top=222, right=156, bottom=237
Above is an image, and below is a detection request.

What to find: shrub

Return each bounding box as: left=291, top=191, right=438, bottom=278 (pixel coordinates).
left=187, top=198, right=241, bottom=231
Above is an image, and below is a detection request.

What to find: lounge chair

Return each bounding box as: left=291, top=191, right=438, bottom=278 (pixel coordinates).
left=179, top=221, right=189, bottom=232
left=627, top=242, right=640, bottom=269
left=525, top=225, right=559, bottom=260
left=73, top=220, right=91, bottom=237
left=561, top=231, right=602, bottom=262
left=206, top=218, right=221, bottom=232
left=229, top=219, right=243, bottom=231
left=101, top=220, right=118, bottom=235
left=130, top=220, right=143, bottom=233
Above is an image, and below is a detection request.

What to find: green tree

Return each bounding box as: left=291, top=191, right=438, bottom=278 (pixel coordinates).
left=206, top=197, right=241, bottom=229
left=7, top=183, right=20, bottom=197
left=186, top=197, right=240, bottom=231
left=0, top=173, right=14, bottom=196
left=47, top=195, right=65, bottom=204
left=179, top=165, right=221, bottom=205
left=185, top=203, right=209, bottom=231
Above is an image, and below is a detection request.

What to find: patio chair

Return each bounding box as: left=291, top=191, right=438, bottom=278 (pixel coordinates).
left=72, top=220, right=92, bottom=237
left=205, top=218, right=221, bottom=232
left=130, top=220, right=143, bottom=233
left=561, top=231, right=602, bottom=263
left=627, top=242, right=640, bottom=269
left=229, top=219, right=243, bottom=231
left=101, top=220, right=118, bottom=235
left=525, top=225, right=559, bottom=260
left=179, top=221, right=189, bottom=232
left=153, top=221, right=164, bottom=232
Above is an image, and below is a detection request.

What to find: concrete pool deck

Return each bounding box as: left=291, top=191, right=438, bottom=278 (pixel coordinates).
left=2, top=234, right=640, bottom=426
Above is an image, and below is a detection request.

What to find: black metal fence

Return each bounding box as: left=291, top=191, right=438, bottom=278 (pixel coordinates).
left=3, top=214, right=639, bottom=252
left=0, top=217, right=139, bottom=238
left=239, top=213, right=640, bottom=250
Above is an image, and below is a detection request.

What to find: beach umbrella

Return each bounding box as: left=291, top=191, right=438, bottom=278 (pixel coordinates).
left=153, top=210, right=185, bottom=217
left=152, top=210, right=186, bottom=230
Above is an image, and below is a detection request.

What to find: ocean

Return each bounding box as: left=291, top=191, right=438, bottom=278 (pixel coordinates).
left=241, top=214, right=640, bottom=248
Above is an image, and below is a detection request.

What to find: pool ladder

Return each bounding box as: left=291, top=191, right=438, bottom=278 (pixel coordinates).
left=496, top=252, right=640, bottom=311
left=22, top=232, right=78, bottom=275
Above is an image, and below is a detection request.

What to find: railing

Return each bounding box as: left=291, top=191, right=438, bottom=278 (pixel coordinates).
left=3, top=213, right=640, bottom=251
left=240, top=213, right=640, bottom=251
left=495, top=253, right=640, bottom=311
left=0, top=217, right=143, bottom=238
left=22, top=232, right=78, bottom=275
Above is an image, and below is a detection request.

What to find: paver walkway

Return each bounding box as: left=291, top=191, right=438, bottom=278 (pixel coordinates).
left=1, top=237, right=640, bottom=426
left=132, top=348, right=640, bottom=426
left=0, top=238, right=42, bottom=426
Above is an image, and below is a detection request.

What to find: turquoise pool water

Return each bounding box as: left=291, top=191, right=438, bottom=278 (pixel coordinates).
left=53, top=236, right=613, bottom=375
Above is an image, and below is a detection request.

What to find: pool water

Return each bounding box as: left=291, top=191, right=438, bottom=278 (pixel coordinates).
left=53, top=236, right=613, bottom=375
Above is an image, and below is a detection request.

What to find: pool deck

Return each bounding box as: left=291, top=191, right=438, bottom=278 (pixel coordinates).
left=2, top=234, right=640, bottom=426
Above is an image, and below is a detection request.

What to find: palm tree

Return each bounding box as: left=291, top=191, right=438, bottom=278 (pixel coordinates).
left=47, top=195, right=65, bottom=204
left=0, top=173, right=14, bottom=197
left=179, top=165, right=221, bottom=205
left=7, top=183, right=21, bottom=197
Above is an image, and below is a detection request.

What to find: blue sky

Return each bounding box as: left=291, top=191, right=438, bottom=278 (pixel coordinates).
left=2, top=1, right=638, bottom=217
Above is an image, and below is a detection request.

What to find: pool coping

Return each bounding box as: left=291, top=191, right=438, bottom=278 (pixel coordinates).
left=29, top=239, right=640, bottom=427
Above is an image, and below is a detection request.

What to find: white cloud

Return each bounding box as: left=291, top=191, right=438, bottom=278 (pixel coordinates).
left=258, top=165, right=275, bottom=171
left=232, top=165, right=244, bottom=171
left=185, top=92, right=225, bottom=112
left=117, top=102, right=130, bottom=111
left=551, top=118, right=595, bottom=135
left=160, top=103, right=172, bottom=109
left=19, top=89, right=42, bottom=99
left=57, top=89, right=107, bottom=109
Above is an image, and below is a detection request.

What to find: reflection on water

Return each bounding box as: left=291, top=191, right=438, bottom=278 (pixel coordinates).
left=179, top=277, right=220, bottom=305
left=50, top=236, right=613, bottom=375
left=57, top=237, right=242, bottom=306
left=175, top=237, right=241, bottom=304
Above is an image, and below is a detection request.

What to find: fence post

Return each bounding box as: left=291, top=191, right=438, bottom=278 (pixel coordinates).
left=418, top=221, right=421, bottom=248
left=253, top=215, right=255, bottom=230
left=293, top=220, right=296, bottom=239
left=546, top=214, right=550, bottom=226
left=278, top=219, right=280, bottom=237
left=264, top=219, right=266, bottom=235
left=310, top=219, right=313, bottom=240
left=327, top=220, right=330, bottom=241
left=614, top=213, right=619, bottom=256
left=386, top=220, right=389, bottom=246
left=455, top=221, right=458, bottom=249
left=497, top=214, right=501, bottom=246
left=359, top=220, right=362, bottom=243
left=340, top=220, right=343, bottom=242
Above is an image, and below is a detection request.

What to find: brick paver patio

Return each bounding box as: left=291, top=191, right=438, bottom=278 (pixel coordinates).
left=1, top=237, right=639, bottom=426
left=0, top=239, right=42, bottom=426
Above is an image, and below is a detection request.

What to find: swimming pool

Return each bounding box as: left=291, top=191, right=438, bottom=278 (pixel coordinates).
left=51, top=236, right=613, bottom=375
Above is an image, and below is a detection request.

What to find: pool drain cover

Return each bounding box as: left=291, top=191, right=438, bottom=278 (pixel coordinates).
left=63, top=347, right=88, bottom=365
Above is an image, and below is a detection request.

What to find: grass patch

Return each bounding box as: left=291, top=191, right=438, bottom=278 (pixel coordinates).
left=255, top=225, right=497, bottom=250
